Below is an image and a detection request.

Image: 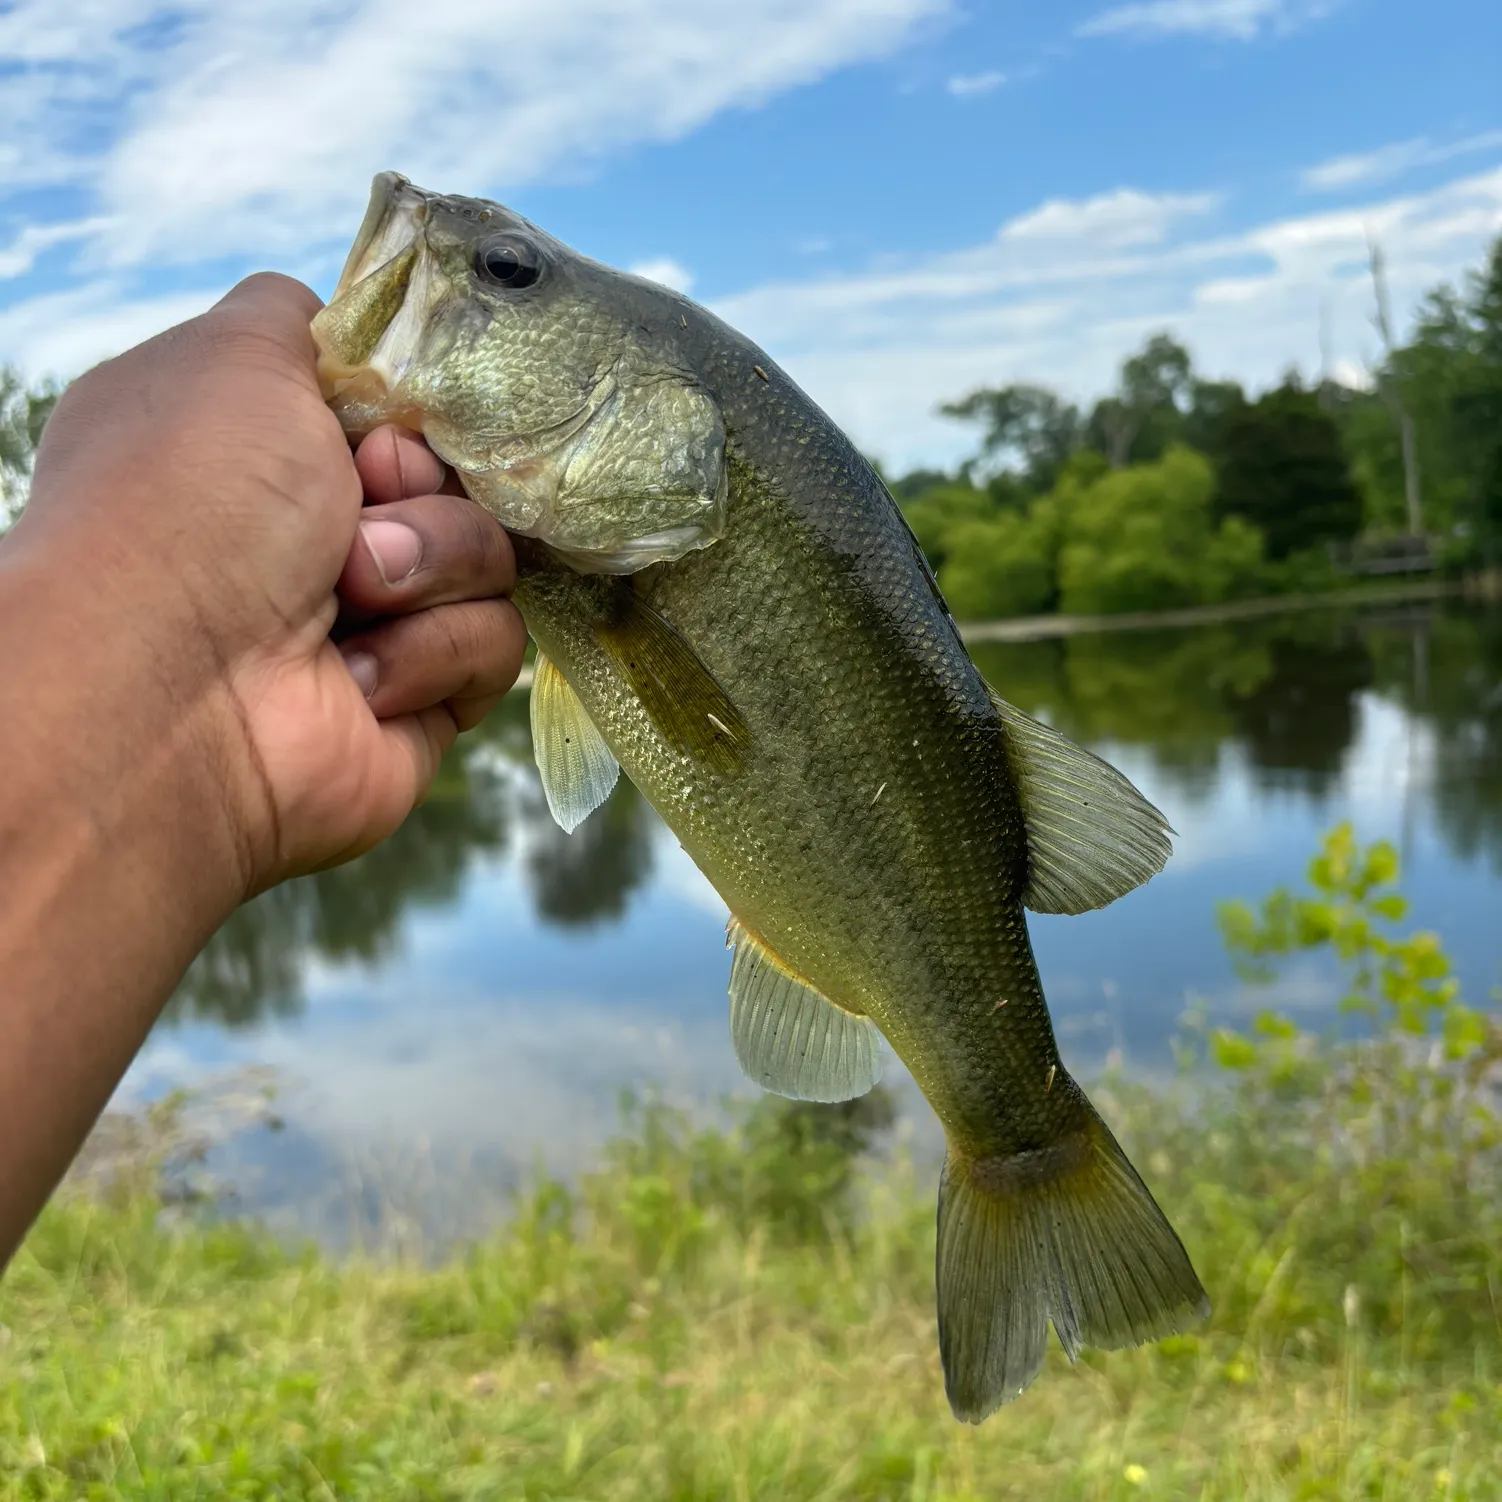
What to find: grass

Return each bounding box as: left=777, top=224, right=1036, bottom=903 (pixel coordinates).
left=3, top=828, right=1502, bottom=1499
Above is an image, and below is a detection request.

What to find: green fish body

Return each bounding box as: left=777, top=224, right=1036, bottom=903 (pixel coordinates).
left=312, top=173, right=1208, bottom=1420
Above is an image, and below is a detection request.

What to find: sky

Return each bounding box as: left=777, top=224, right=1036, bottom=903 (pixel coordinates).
left=1, top=0, right=1499, bottom=472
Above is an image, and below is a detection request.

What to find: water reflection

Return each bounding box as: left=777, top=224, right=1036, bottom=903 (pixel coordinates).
left=165, top=603, right=1502, bottom=1033
left=170, top=690, right=658, bottom=1028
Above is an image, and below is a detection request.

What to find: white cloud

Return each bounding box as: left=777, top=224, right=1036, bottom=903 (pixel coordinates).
left=0, top=0, right=946, bottom=273
left=0, top=283, right=220, bottom=378
left=5, top=167, right=1499, bottom=471
left=629, top=257, right=696, bottom=294
left=0, top=218, right=112, bottom=280
left=1302, top=130, right=1502, bottom=193
left=1078, top=0, right=1332, bottom=41
left=709, top=165, right=1502, bottom=470
left=1000, top=188, right=1219, bottom=249
left=946, top=69, right=1006, bottom=97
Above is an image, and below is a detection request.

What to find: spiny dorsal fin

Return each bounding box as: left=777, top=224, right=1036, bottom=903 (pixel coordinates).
left=530, top=652, right=620, bottom=833
left=727, top=918, right=882, bottom=1103
left=594, top=587, right=749, bottom=775
left=990, top=691, right=1173, bottom=916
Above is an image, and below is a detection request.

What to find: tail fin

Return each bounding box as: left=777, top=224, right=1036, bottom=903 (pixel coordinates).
left=936, top=1100, right=1208, bottom=1423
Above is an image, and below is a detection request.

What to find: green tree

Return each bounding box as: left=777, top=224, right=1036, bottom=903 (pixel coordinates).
left=898, top=480, right=999, bottom=571
left=1180, top=376, right=1246, bottom=461
left=0, top=366, right=60, bottom=527
left=1086, top=333, right=1194, bottom=468
left=937, top=382, right=1084, bottom=493
left=1334, top=235, right=1502, bottom=559
left=1214, top=379, right=1362, bottom=560
left=935, top=510, right=1054, bottom=619
left=1056, top=445, right=1264, bottom=614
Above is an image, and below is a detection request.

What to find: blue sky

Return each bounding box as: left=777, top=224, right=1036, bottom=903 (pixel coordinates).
left=1, top=0, right=1499, bottom=470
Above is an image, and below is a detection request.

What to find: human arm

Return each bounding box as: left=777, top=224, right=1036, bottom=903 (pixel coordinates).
left=0, top=274, right=526, bottom=1266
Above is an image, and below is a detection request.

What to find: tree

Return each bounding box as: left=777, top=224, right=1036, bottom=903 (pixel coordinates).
left=936, top=511, right=1054, bottom=620
left=0, top=367, right=60, bottom=527
left=1087, top=333, right=1194, bottom=468
left=899, top=480, right=1000, bottom=571
left=1214, top=380, right=1363, bottom=560
left=1181, top=377, right=1247, bottom=461
left=1336, top=235, right=1502, bottom=559
left=938, top=383, right=1084, bottom=493
left=1056, top=445, right=1264, bottom=615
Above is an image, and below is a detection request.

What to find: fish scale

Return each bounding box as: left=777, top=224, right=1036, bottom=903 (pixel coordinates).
left=312, top=172, right=1209, bottom=1421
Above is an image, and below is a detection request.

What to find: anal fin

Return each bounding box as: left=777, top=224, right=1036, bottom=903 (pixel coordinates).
left=530, top=652, right=620, bottom=833
left=727, top=918, right=882, bottom=1103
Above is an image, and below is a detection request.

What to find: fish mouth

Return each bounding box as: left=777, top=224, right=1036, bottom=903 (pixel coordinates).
left=332, top=171, right=430, bottom=302
left=311, top=172, right=443, bottom=433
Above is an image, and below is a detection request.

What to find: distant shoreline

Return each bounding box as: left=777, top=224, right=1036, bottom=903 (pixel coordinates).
left=506, top=573, right=1492, bottom=691
left=959, top=574, right=1488, bottom=644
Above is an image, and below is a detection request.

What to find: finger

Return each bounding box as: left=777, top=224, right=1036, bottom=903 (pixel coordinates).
left=216, top=270, right=324, bottom=325
left=206, top=273, right=326, bottom=378
left=338, top=493, right=517, bottom=617
left=303, top=703, right=459, bottom=875
left=354, top=425, right=447, bottom=505
left=382, top=705, right=462, bottom=804
left=340, top=597, right=527, bottom=732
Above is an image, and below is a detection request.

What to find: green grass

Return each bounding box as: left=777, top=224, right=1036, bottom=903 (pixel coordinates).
left=4, top=827, right=1502, bottom=1499
left=2, top=1067, right=1499, bottom=1502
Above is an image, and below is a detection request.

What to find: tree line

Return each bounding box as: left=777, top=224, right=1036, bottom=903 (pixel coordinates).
left=884, top=235, right=1502, bottom=619
left=3, top=236, right=1500, bottom=618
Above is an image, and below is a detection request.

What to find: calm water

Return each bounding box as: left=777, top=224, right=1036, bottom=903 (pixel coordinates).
left=120, top=601, right=1502, bottom=1246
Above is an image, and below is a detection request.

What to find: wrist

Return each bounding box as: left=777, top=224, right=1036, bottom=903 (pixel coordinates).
left=0, top=531, right=261, bottom=927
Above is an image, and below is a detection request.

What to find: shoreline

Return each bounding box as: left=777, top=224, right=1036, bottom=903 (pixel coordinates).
left=959, top=574, right=1482, bottom=644
left=507, top=575, right=1490, bottom=689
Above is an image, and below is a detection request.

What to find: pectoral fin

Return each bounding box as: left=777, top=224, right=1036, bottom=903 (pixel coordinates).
left=530, top=652, right=620, bottom=833
left=727, top=918, right=882, bottom=1103
left=991, top=691, right=1173, bottom=915
left=595, top=588, right=749, bottom=775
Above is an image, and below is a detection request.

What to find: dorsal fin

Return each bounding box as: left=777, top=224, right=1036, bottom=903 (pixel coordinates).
left=727, top=919, right=883, bottom=1103
left=530, top=652, right=620, bottom=833
left=990, top=692, right=1173, bottom=915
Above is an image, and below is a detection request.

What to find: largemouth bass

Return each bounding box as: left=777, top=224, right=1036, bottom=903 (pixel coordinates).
left=311, top=173, right=1208, bottom=1421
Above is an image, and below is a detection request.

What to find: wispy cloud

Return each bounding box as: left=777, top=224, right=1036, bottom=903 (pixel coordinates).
left=1302, top=130, right=1502, bottom=192
left=711, top=166, right=1502, bottom=469
left=946, top=69, right=1006, bottom=97
left=0, top=282, right=219, bottom=377
left=1078, top=0, right=1334, bottom=42
left=0, top=0, right=947, bottom=276
left=0, top=218, right=112, bottom=280
left=1000, top=188, right=1219, bottom=248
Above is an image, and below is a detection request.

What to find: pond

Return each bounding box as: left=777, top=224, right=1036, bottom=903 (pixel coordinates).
left=119, top=600, right=1502, bottom=1248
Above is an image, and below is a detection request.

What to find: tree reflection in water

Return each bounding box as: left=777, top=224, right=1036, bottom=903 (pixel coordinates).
left=166, top=604, right=1502, bottom=1029
left=168, top=689, right=656, bottom=1027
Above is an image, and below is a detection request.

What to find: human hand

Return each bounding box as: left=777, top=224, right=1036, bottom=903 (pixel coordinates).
left=12, top=272, right=525, bottom=897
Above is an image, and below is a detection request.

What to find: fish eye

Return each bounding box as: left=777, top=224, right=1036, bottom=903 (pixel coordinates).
left=475, top=235, right=543, bottom=290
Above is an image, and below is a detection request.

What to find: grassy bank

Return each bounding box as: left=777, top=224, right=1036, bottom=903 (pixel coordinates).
left=3, top=829, right=1501, bottom=1500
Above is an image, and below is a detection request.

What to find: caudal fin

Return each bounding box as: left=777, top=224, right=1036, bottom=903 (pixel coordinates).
left=936, top=1101, right=1208, bottom=1423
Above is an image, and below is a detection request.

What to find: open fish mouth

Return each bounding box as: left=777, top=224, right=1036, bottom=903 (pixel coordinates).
left=310, top=173, right=444, bottom=432
left=331, top=171, right=430, bottom=301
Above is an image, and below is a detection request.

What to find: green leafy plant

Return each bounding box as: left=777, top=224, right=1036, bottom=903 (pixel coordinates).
left=1216, top=821, right=1484, bottom=1057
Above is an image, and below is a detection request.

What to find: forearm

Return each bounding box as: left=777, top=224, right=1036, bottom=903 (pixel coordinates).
left=0, top=544, right=249, bottom=1266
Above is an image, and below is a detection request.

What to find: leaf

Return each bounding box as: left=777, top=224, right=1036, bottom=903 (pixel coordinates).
left=1210, top=1029, right=1258, bottom=1071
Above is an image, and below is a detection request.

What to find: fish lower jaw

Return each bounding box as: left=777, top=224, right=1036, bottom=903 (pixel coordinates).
left=315, top=359, right=427, bottom=441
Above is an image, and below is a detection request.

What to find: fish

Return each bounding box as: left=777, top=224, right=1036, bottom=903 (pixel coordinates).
left=310, top=172, right=1209, bottom=1421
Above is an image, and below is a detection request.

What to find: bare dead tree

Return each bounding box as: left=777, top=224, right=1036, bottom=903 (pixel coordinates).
left=1367, top=235, right=1424, bottom=537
